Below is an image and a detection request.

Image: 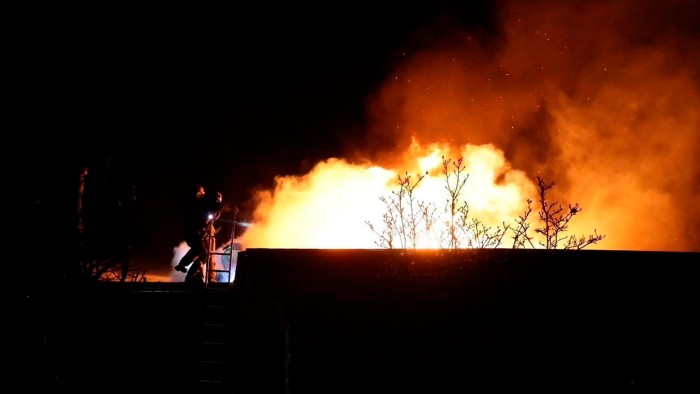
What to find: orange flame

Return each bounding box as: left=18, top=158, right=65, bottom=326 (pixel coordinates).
left=240, top=143, right=534, bottom=249
left=240, top=0, right=700, bottom=252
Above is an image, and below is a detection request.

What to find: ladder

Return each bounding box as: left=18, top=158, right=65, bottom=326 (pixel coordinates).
left=202, top=213, right=240, bottom=287
left=195, top=287, right=236, bottom=392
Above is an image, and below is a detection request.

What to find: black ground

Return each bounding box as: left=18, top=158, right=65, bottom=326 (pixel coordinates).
left=21, top=249, right=700, bottom=392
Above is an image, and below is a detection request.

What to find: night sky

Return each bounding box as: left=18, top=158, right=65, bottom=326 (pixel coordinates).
left=23, top=1, right=495, bottom=279
left=21, top=0, right=700, bottom=281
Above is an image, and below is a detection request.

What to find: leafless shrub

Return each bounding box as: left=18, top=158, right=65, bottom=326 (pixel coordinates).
left=369, top=158, right=605, bottom=251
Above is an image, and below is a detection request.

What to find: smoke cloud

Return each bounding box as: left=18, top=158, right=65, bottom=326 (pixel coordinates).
left=241, top=0, right=700, bottom=252
left=359, top=0, right=700, bottom=251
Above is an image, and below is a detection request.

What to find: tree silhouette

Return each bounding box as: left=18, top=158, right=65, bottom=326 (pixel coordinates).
left=369, top=157, right=605, bottom=250
left=533, top=176, right=605, bottom=249
left=75, top=159, right=146, bottom=282
left=366, top=171, right=435, bottom=249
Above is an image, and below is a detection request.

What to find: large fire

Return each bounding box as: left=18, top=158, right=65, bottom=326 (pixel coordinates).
left=240, top=142, right=537, bottom=249
left=239, top=0, right=700, bottom=252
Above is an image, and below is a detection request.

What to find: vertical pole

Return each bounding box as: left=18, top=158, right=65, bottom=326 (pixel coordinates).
left=203, top=223, right=209, bottom=286
left=230, top=210, right=237, bottom=283
left=206, top=221, right=217, bottom=286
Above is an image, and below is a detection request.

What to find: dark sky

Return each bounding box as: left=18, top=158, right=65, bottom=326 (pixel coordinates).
left=20, top=0, right=700, bottom=281
left=23, top=1, right=497, bottom=279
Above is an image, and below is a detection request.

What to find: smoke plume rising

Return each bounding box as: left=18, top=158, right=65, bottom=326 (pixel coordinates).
left=240, top=0, right=700, bottom=252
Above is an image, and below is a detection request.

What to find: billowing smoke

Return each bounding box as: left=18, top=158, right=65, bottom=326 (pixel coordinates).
left=240, top=0, right=700, bottom=252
